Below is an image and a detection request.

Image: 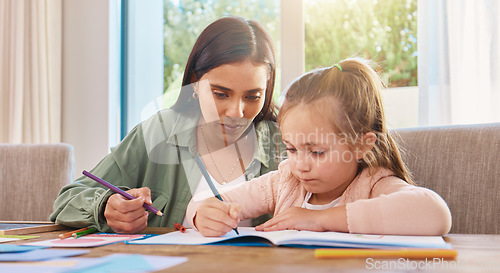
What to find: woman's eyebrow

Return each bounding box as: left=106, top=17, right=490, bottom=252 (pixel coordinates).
left=210, top=84, right=264, bottom=93
left=210, top=84, right=232, bottom=91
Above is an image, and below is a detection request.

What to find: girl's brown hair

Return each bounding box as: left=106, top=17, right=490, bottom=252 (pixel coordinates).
left=278, top=58, right=414, bottom=184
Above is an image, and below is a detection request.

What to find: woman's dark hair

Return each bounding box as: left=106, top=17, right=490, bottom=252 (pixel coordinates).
left=171, top=16, right=278, bottom=122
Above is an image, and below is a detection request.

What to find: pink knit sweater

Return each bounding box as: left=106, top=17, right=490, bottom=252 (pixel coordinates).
left=186, top=160, right=452, bottom=235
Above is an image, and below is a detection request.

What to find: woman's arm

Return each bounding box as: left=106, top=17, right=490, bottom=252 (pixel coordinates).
left=50, top=125, right=148, bottom=232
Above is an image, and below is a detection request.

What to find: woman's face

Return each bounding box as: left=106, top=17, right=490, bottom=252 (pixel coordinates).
left=195, top=60, right=268, bottom=143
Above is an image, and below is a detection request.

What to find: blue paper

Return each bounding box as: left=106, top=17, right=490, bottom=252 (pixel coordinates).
left=0, top=253, right=187, bottom=273
left=66, top=254, right=187, bottom=273
left=0, top=244, right=47, bottom=253
left=0, top=257, right=107, bottom=273
left=0, top=249, right=89, bottom=261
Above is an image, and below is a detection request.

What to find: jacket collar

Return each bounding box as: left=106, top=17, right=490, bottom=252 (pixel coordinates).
left=165, top=109, right=272, bottom=169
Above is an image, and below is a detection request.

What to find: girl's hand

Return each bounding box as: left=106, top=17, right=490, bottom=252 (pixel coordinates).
left=104, top=187, right=152, bottom=234
left=255, top=206, right=348, bottom=232
left=194, top=197, right=241, bottom=237
left=255, top=207, right=325, bottom=232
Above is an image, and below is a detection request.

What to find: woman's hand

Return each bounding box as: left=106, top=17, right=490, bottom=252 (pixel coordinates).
left=255, top=206, right=349, bottom=232
left=194, top=197, right=241, bottom=237
left=104, top=187, right=152, bottom=233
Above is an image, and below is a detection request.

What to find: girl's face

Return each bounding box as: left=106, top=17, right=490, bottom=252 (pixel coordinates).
left=280, top=104, right=363, bottom=204
left=195, top=60, right=268, bottom=143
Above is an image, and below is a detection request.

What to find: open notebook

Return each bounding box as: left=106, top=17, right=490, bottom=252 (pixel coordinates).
left=127, top=227, right=451, bottom=249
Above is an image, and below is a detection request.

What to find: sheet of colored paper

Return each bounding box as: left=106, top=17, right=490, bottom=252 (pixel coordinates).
left=0, top=235, right=39, bottom=243
left=1, top=235, right=39, bottom=239
left=0, top=237, right=19, bottom=243
left=0, top=249, right=89, bottom=261
left=24, top=233, right=145, bottom=248
left=0, top=258, right=107, bottom=273
left=68, top=254, right=188, bottom=273
left=0, top=244, right=47, bottom=253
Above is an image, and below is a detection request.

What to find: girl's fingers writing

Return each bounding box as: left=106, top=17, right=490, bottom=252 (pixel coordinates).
left=228, top=203, right=241, bottom=220
left=195, top=198, right=240, bottom=236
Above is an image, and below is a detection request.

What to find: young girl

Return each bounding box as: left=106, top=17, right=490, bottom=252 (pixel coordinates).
left=186, top=58, right=452, bottom=237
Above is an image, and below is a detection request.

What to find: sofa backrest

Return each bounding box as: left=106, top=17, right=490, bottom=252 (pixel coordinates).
left=394, top=123, right=500, bottom=234
left=0, top=143, right=74, bottom=221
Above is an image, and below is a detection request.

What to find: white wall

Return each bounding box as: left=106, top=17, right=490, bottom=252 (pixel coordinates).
left=62, top=0, right=112, bottom=177
left=383, top=87, right=419, bottom=129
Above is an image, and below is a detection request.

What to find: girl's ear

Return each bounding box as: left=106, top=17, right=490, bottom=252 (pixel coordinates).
left=356, top=132, right=377, bottom=160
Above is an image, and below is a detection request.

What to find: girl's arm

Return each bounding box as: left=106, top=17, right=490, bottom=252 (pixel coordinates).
left=255, top=177, right=451, bottom=236
left=346, top=179, right=452, bottom=235
left=186, top=168, right=283, bottom=235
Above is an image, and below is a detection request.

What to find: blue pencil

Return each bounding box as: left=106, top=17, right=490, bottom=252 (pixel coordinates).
left=83, top=170, right=163, bottom=216
left=194, top=156, right=239, bottom=235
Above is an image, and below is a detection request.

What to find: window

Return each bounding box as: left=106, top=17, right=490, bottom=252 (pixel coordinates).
left=304, top=0, right=418, bottom=128
left=122, top=0, right=419, bottom=138
left=305, top=0, right=417, bottom=87
left=162, top=0, right=281, bottom=106
left=121, top=0, right=164, bottom=138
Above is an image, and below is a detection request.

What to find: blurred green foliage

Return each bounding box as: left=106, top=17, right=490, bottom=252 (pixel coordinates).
left=163, top=0, right=280, bottom=105
left=163, top=0, right=417, bottom=106
left=305, top=0, right=418, bottom=87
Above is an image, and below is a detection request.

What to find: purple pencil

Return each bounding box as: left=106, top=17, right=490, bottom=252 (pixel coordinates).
left=83, top=170, right=164, bottom=216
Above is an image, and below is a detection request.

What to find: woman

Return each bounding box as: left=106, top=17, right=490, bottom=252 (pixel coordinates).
left=50, top=16, right=284, bottom=233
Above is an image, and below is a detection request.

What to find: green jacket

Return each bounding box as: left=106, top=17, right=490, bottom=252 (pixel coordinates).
left=50, top=109, right=285, bottom=232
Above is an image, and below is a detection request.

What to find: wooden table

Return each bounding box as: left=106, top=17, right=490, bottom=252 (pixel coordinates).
left=7, top=228, right=500, bottom=272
